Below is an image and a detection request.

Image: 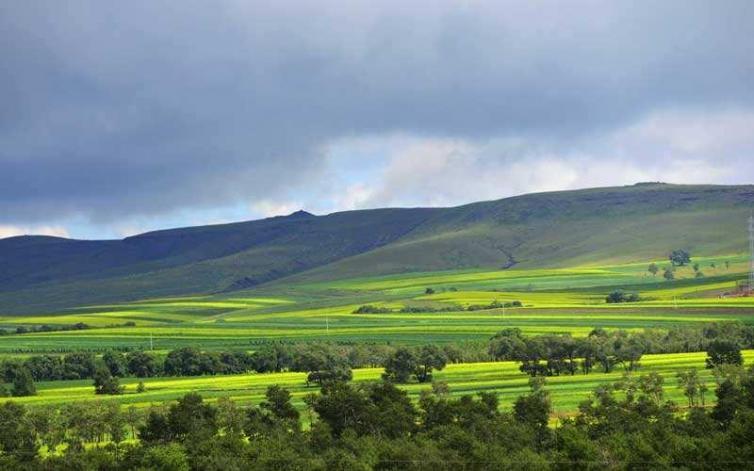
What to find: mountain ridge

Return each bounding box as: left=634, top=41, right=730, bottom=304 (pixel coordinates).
left=1, top=183, right=752, bottom=314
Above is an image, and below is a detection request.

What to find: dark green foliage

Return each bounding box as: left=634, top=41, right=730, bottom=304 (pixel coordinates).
left=605, top=289, right=641, bottom=303
left=20, top=369, right=754, bottom=469
left=706, top=340, right=743, bottom=368
left=383, top=348, right=419, bottom=383
left=0, top=402, right=38, bottom=461
left=102, top=351, right=128, bottom=377
left=425, top=287, right=435, bottom=295
left=6, top=365, right=36, bottom=397
left=669, top=249, right=691, bottom=266
left=127, top=351, right=160, bottom=378
left=513, top=378, right=551, bottom=430
left=711, top=379, right=740, bottom=428
left=663, top=267, right=675, bottom=281
left=648, top=262, right=659, bottom=276
left=93, top=367, right=124, bottom=395
left=353, top=304, right=392, bottom=314
left=414, top=345, right=448, bottom=383
left=62, top=352, right=96, bottom=380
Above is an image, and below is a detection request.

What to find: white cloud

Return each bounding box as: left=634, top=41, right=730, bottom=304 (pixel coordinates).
left=0, top=225, right=69, bottom=240
left=325, top=108, right=754, bottom=210
left=250, top=200, right=304, bottom=218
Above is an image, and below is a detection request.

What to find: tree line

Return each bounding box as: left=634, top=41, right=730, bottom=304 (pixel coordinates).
left=3, top=364, right=754, bottom=469
left=489, top=322, right=754, bottom=377
left=2, top=321, right=752, bottom=397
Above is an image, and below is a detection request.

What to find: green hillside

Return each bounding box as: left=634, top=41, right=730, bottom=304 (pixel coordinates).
left=1, top=183, right=752, bottom=314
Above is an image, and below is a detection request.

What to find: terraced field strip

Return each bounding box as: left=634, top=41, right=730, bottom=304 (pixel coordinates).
left=7, top=350, right=752, bottom=416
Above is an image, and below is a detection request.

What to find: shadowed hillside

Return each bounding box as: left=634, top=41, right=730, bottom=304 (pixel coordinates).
left=1, top=183, right=752, bottom=313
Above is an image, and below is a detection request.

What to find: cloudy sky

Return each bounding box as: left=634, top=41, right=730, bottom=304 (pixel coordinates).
left=1, top=0, right=753, bottom=240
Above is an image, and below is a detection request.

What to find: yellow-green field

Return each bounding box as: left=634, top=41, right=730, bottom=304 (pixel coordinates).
left=0, top=254, right=753, bottom=352
left=10, top=350, right=753, bottom=416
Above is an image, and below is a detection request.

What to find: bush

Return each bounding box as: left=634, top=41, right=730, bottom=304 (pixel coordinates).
left=353, top=305, right=393, bottom=314
left=605, top=290, right=641, bottom=304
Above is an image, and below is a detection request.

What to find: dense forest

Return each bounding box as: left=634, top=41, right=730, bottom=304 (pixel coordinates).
left=2, top=364, right=754, bottom=469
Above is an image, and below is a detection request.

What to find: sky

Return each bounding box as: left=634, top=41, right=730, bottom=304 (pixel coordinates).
left=1, top=0, right=753, bottom=240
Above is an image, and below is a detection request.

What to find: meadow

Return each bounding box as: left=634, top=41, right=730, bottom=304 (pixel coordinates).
left=0, top=254, right=752, bottom=353
left=11, top=350, right=753, bottom=417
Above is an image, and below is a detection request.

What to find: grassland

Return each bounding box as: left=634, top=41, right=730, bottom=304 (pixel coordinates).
left=10, top=351, right=753, bottom=417
left=1, top=251, right=753, bottom=424
left=1, top=254, right=753, bottom=352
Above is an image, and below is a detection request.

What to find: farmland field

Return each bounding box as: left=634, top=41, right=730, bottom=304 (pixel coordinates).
left=1, top=254, right=752, bottom=353
left=2, top=253, right=753, bottom=420
left=11, top=350, right=753, bottom=416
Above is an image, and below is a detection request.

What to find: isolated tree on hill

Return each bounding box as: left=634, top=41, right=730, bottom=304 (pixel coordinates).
left=669, top=249, right=691, bottom=267
left=663, top=268, right=675, bottom=281
left=648, top=263, right=659, bottom=276
left=93, top=367, right=124, bottom=395
left=705, top=340, right=743, bottom=369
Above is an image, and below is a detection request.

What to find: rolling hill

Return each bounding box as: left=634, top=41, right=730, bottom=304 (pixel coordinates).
left=1, top=182, right=753, bottom=314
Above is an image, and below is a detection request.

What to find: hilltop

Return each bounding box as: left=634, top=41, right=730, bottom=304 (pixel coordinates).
left=1, top=183, right=752, bottom=313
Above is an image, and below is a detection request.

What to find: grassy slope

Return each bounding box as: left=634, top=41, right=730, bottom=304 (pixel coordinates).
left=1, top=255, right=753, bottom=353
left=2, top=183, right=754, bottom=313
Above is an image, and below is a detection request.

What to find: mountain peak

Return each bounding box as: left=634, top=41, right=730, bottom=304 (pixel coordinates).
left=286, top=210, right=315, bottom=219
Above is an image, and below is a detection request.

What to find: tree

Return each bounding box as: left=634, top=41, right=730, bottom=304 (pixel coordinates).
left=488, top=328, right=526, bottom=360
left=8, top=366, right=36, bottom=397
left=706, top=340, right=743, bottom=368
left=383, top=348, right=418, bottom=383
left=663, top=268, right=675, bottom=281
left=414, top=345, right=447, bottom=383
left=425, top=287, right=435, bottom=295
left=309, top=382, right=374, bottom=437
left=136, top=381, right=146, bottom=393
left=103, top=351, right=128, bottom=377
left=93, top=367, right=123, bottom=395
left=62, top=352, right=96, bottom=380
left=648, top=263, right=659, bottom=276
left=167, top=393, right=218, bottom=442
left=677, top=369, right=704, bottom=407
left=513, top=377, right=551, bottom=430
left=127, top=351, right=159, bottom=377
left=711, top=379, right=740, bottom=428
left=605, top=290, right=640, bottom=304
left=0, top=402, right=38, bottom=461
left=669, top=249, right=691, bottom=267
left=261, top=385, right=300, bottom=423
left=693, top=263, right=700, bottom=273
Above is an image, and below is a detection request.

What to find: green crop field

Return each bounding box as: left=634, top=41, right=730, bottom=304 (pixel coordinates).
left=2, top=252, right=753, bottom=421
left=1, top=254, right=753, bottom=353
left=8, top=350, right=752, bottom=417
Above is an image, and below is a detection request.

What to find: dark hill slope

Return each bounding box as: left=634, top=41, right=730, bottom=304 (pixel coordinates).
left=1, top=183, right=752, bottom=313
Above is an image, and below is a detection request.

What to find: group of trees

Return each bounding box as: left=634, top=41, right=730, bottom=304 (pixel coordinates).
left=5, top=364, right=754, bottom=469
left=382, top=345, right=448, bottom=383
left=354, top=299, right=522, bottom=314
left=489, top=328, right=644, bottom=376
left=605, top=290, right=641, bottom=303
left=646, top=250, right=717, bottom=280
left=489, top=323, right=754, bottom=377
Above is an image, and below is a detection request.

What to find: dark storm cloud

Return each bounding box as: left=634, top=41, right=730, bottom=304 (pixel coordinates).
left=1, top=0, right=752, bottom=226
